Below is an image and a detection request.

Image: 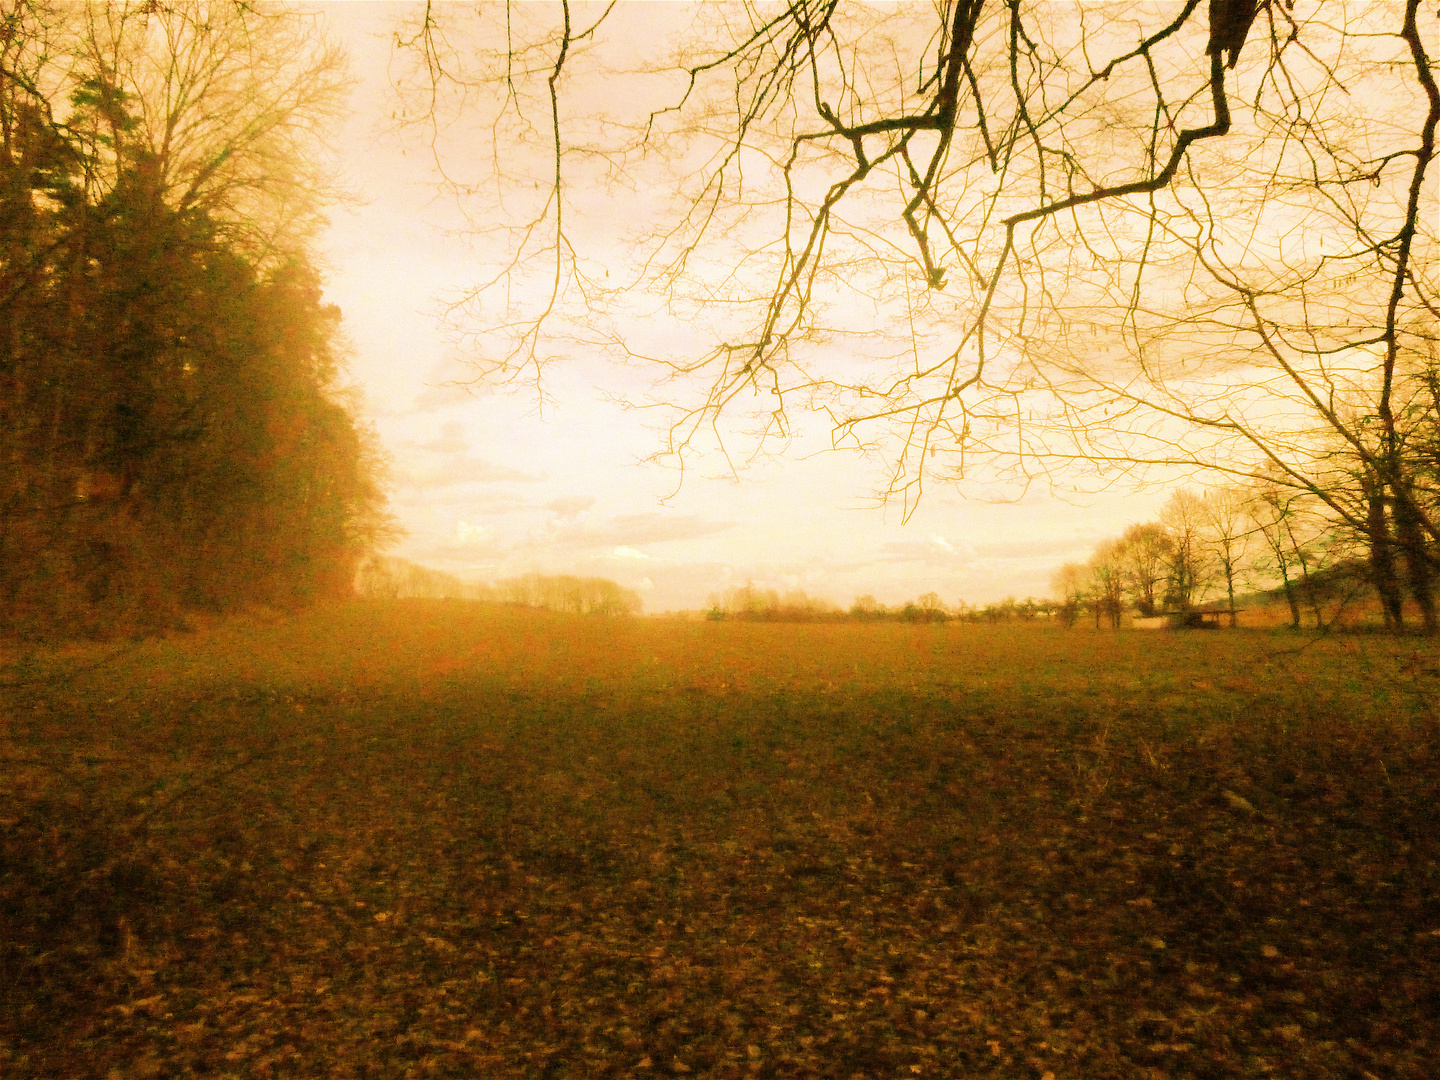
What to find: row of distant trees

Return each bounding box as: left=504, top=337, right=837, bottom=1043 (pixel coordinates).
left=705, top=585, right=1052, bottom=625
left=850, top=593, right=1055, bottom=624
left=702, top=585, right=939, bottom=623
left=1, top=4, right=389, bottom=638
left=706, top=470, right=1435, bottom=632
left=705, top=585, right=840, bottom=622
left=355, top=556, right=642, bottom=617
left=1051, top=484, right=1377, bottom=631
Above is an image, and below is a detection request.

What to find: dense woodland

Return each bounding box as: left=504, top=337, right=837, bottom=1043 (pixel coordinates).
left=1, top=4, right=389, bottom=638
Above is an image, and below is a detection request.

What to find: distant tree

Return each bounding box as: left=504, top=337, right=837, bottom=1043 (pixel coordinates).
left=1087, top=541, right=1127, bottom=629
left=356, top=556, right=474, bottom=600
left=1245, top=483, right=1304, bottom=630
left=969, top=596, right=1014, bottom=625
left=503, top=573, right=641, bottom=615
left=1118, top=522, right=1173, bottom=618
left=708, top=583, right=834, bottom=622
left=915, top=591, right=948, bottom=621
left=1025, top=597, right=1055, bottom=620
left=707, top=583, right=776, bottom=619
left=1243, top=482, right=1343, bottom=629
left=1160, top=490, right=1211, bottom=613
left=849, top=594, right=883, bottom=620
left=1198, top=487, right=1252, bottom=627
left=1049, top=563, right=1090, bottom=629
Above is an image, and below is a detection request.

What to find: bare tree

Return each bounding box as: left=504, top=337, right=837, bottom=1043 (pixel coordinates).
left=1243, top=479, right=1342, bottom=629
left=1160, top=489, right=1210, bottom=612
left=915, top=591, right=947, bottom=618
left=849, top=593, right=883, bottom=619
left=1198, top=487, right=1251, bottom=627
left=394, top=2, right=1440, bottom=627
left=20, top=2, right=353, bottom=259
left=1245, top=482, right=1305, bottom=630
left=1088, top=539, right=1127, bottom=629
left=1118, top=522, right=1172, bottom=618
left=1049, top=561, right=1089, bottom=628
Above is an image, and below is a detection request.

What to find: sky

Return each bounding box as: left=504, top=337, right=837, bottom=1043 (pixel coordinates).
left=316, top=2, right=1171, bottom=614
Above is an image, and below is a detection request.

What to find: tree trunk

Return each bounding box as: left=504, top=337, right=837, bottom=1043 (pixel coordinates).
left=1226, top=562, right=1238, bottom=628
left=1268, top=533, right=1302, bottom=629
left=1394, top=481, right=1436, bottom=634
left=1288, top=526, right=1325, bottom=629
left=1365, top=477, right=1405, bottom=629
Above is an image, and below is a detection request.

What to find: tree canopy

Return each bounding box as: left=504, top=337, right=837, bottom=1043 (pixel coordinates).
left=1, top=1, right=389, bottom=637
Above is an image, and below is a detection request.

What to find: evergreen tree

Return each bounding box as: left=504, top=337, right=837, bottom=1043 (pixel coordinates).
left=0, top=8, right=388, bottom=638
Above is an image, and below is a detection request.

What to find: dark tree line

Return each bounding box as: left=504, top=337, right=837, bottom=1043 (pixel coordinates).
left=1, top=4, right=389, bottom=638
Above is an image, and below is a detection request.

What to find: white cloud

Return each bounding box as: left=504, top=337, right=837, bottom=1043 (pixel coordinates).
left=611, top=545, right=650, bottom=560
left=455, top=520, right=489, bottom=544
left=546, top=495, right=596, bottom=519
left=560, top=512, right=736, bottom=550
left=408, top=359, right=484, bottom=414
left=880, top=535, right=978, bottom=564
left=392, top=456, right=541, bottom=489
left=410, top=419, right=469, bottom=454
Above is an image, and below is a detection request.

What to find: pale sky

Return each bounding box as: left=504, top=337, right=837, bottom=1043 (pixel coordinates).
left=316, top=2, right=1169, bottom=613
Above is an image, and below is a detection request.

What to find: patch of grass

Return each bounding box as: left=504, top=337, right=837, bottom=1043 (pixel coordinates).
left=3, top=601, right=1438, bottom=1078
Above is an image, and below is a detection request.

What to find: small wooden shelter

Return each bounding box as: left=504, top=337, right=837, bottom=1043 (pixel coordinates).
left=1132, top=609, right=1226, bottom=629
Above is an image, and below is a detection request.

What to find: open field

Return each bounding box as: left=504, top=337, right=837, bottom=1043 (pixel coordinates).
left=3, top=602, right=1439, bottom=1079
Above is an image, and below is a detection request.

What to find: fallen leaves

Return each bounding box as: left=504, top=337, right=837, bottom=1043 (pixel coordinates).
left=4, top=610, right=1439, bottom=1078
left=1222, top=789, right=1257, bottom=813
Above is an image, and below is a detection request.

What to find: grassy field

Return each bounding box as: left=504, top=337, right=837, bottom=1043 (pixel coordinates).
left=2, top=601, right=1438, bottom=1079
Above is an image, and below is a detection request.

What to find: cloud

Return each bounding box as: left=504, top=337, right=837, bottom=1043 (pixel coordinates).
left=407, top=540, right=501, bottom=565
left=455, top=520, right=489, bottom=545
left=546, top=495, right=596, bottom=519
left=387, top=488, right=534, bottom=512
left=410, top=359, right=481, bottom=413
left=490, top=511, right=734, bottom=558
left=879, top=535, right=978, bottom=564
left=409, top=419, right=469, bottom=454
left=392, top=456, right=541, bottom=490
left=412, top=382, right=477, bottom=413
left=971, top=535, right=1094, bottom=560
left=586, top=512, right=736, bottom=548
